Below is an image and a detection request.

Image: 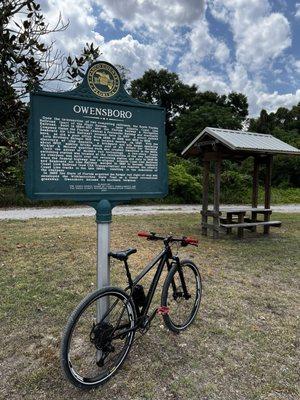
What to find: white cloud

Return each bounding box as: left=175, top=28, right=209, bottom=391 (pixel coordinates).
left=102, top=35, right=162, bottom=78
left=178, top=18, right=230, bottom=78
left=39, top=0, right=163, bottom=82
left=235, top=13, right=291, bottom=70
left=256, top=90, right=300, bottom=112
left=97, top=0, right=206, bottom=68
left=294, top=60, right=300, bottom=74
left=215, top=42, right=230, bottom=64
left=228, top=64, right=252, bottom=92
left=204, top=0, right=296, bottom=114
left=209, top=0, right=270, bottom=30
left=41, top=0, right=103, bottom=54
left=97, top=0, right=205, bottom=33
left=227, top=63, right=300, bottom=115
left=180, top=63, right=230, bottom=93
left=209, top=0, right=291, bottom=70
left=35, top=0, right=298, bottom=116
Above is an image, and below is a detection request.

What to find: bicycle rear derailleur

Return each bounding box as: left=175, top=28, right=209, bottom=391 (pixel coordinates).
left=90, top=321, right=115, bottom=360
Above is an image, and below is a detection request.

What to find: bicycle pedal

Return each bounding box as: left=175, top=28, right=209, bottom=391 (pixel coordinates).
left=157, top=306, right=170, bottom=315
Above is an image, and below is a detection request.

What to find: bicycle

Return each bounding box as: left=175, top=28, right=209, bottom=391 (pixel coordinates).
left=61, top=231, right=202, bottom=389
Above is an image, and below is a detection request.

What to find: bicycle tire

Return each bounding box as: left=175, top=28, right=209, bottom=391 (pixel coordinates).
left=61, top=287, right=137, bottom=389
left=161, top=259, right=202, bottom=333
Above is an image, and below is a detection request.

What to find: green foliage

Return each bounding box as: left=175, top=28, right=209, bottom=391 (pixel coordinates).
left=220, top=170, right=252, bottom=203
left=167, top=153, right=253, bottom=204
left=167, top=153, right=202, bottom=203
left=66, top=43, right=101, bottom=83
left=130, top=69, right=248, bottom=149
left=249, top=105, right=300, bottom=187
left=168, top=164, right=202, bottom=203
left=167, top=153, right=201, bottom=176
left=249, top=104, right=300, bottom=134
left=189, top=91, right=248, bottom=118
left=0, top=186, right=75, bottom=207
left=130, top=69, right=198, bottom=139
left=264, top=187, right=300, bottom=204
left=0, top=0, right=64, bottom=186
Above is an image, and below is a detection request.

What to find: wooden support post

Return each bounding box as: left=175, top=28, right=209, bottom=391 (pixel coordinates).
left=251, top=157, right=259, bottom=232
left=237, top=213, right=245, bottom=239
left=227, top=213, right=232, bottom=234
left=264, top=155, right=273, bottom=234
left=201, top=160, right=210, bottom=236
left=213, top=159, right=221, bottom=239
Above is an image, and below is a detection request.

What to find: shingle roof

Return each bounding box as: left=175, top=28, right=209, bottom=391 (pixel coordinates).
left=182, top=127, right=300, bottom=156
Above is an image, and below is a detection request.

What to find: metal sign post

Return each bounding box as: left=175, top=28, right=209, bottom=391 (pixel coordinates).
left=94, top=200, right=113, bottom=361
left=96, top=223, right=110, bottom=318
left=95, top=200, right=113, bottom=323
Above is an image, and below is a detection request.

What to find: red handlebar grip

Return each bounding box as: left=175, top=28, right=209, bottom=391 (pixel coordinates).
left=185, top=237, right=199, bottom=245
left=137, top=231, right=150, bottom=238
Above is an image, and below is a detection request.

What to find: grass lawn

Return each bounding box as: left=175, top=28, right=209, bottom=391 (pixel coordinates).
left=0, top=213, right=299, bottom=400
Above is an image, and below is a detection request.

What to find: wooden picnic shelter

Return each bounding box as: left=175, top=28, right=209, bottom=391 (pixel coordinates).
left=181, top=127, right=300, bottom=239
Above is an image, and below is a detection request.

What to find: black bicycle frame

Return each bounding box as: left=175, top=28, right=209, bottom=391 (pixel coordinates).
left=133, top=249, right=170, bottom=320
left=110, top=242, right=190, bottom=340
left=109, top=251, right=170, bottom=339
left=90, top=238, right=193, bottom=346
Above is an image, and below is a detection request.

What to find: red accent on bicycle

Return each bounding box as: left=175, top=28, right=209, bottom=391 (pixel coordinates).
left=137, top=231, right=150, bottom=238
left=184, top=237, right=199, bottom=246
left=157, top=306, right=170, bottom=315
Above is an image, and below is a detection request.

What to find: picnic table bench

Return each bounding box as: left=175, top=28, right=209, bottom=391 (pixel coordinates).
left=219, top=208, right=281, bottom=238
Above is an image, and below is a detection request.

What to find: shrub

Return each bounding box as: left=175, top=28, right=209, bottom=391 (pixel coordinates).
left=168, top=164, right=202, bottom=203
left=220, top=170, right=252, bottom=203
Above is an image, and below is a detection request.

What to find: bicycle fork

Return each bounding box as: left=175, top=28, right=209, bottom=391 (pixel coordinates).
left=170, top=257, right=191, bottom=300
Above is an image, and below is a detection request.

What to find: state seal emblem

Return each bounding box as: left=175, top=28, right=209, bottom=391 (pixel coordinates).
left=87, top=62, right=120, bottom=98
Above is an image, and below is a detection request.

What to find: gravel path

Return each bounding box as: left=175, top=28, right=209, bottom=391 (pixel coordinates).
left=0, top=204, right=299, bottom=220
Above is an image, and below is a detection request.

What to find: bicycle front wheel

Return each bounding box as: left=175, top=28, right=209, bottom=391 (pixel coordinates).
left=61, top=287, right=137, bottom=389
left=161, top=259, right=202, bottom=333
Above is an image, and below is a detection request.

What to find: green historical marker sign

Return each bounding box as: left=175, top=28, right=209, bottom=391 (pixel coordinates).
left=25, top=61, right=168, bottom=203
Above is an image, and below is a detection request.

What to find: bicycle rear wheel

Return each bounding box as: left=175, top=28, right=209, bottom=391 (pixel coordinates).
left=161, top=259, right=202, bottom=333
left=61, top=287, right=136, bottom=389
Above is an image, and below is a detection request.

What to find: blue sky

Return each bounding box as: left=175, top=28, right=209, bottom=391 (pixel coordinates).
left=42, top=0, right=300, bottom=115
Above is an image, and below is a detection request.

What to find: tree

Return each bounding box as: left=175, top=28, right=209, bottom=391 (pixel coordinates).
left=0, top=0, right=66, bottom=186
left=249, top=109, right=274, bottom=134
left=130, top=69, right=198, bottom=139
left=0, top=1, right=69, bottom=100
left=226, top=92, right=248, bottom=119
left=0, top=0, right=100, bottom=187
left=249, top=104, right=300, bottom=187
left=66, top=43, right=101, bottom=84
left=170, top=103, right=245, bottom=154
left=190, top=91, right=248, bottom=119
left=130, top=69, right=248, bottom=151
left=249, top=104, right=300, bottom=135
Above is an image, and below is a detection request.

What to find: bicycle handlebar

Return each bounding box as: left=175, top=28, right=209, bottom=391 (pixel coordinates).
left=137, top=231, right=199, bottom=247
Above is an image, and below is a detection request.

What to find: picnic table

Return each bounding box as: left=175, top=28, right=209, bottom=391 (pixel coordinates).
left=219, top=208, right=281, bottom=238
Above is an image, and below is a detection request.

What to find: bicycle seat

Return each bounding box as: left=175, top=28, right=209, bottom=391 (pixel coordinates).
left=108, top=248, right=137, bottom=261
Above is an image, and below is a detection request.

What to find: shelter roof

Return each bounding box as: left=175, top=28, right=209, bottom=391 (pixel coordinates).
left=181, top=127, right=300, bottom=157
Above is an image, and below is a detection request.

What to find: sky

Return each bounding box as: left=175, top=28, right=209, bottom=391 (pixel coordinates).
left=40, top=0, right=300, bottom=116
